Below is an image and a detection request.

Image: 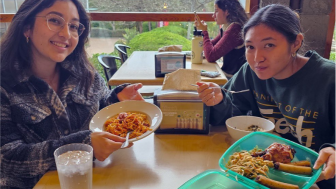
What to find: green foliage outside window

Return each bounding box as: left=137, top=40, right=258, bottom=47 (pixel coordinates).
left=142, top=22, right=158, bottom=32
left=127, top=30, right=192, bottom=54
left=123, top=28, right=139, bottom=44
left=330, top=52, right=335, bottom=62
left=91, top=21, right=113, bottom=30
left=89, top=51, right=121, bottom=82
left=206, top=22, right=220, bottom=39
left=169, top=22, right=189, bottom=31
left=151, top=26, right=188, bottom=38
left=331, top=28, right=335, bottom=62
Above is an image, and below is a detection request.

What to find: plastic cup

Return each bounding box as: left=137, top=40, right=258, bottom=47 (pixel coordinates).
left=54, top=143, right=93, bottom=189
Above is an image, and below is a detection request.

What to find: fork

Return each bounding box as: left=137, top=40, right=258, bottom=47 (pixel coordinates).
left=223, top=88, right=250, bottom=94
left=121, top=131, right=132, bottom=149
left=190, top=84, right=249, bottom=94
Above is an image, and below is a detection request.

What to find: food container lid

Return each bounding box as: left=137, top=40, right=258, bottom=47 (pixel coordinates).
left=178, top=169, right=262, bottom=189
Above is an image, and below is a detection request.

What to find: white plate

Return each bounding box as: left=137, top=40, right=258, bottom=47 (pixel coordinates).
left=89, top=100, right=163, bottom=142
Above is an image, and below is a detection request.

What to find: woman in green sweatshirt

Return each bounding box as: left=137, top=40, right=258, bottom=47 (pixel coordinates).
left=196, top=4, right=335, bottom=189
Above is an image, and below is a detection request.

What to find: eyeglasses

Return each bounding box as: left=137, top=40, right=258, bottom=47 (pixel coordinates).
left=36, top=13, right=85, bottom=37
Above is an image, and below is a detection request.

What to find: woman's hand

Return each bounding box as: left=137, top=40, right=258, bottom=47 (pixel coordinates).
left=117, top=83, right=144, bottom=101
left=194, top=14, right=207, bottom=31
left=91, top=132, right=133, bottom=161
left=314, top=147, right=336, bottom=182
left=196, top=81, right=223, bottom=106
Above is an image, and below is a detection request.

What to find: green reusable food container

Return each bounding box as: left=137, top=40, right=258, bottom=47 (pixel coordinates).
left=179, top=132, right=322, bottom=189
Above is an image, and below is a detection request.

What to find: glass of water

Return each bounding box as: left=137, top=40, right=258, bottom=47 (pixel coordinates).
left=54, top=143, right=93, bottom=189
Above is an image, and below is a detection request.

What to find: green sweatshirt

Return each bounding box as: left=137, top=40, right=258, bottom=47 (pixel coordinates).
left=212, top=51, right=335, bottom=188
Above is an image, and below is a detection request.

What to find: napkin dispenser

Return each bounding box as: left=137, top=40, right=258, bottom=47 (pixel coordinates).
left=153, top=89, right=209, bottom=134
left=155, top=52, right=186, bottom=77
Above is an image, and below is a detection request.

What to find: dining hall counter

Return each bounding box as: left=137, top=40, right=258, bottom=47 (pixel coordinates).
left=33, top=126, right=235, bottom=189
left=109, top=51, right=228, bottom=86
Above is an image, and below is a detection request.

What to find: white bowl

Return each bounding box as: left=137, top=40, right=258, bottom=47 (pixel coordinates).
left=226, top=116, right=275, bottom=141
left=89, top=100, right=162, bottom=142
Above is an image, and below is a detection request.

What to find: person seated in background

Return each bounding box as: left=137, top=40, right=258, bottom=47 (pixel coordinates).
left=195, top=0, right=248, bottom=79
left=0, top=0, right=143, bottom=188
left=196, top=4, right=335, bottom=189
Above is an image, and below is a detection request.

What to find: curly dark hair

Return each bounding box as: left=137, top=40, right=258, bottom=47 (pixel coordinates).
left=0, top=0, right=95, bottom=94
left=215, top=0, right=248, bottom=26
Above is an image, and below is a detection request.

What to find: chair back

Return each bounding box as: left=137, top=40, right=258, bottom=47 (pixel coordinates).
left=97, top=55, right=121, bottom=89
left=115, top=44, right=130, bottom=64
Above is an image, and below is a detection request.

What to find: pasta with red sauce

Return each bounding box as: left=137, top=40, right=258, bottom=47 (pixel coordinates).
left=104, top=112, right=152, bottom=139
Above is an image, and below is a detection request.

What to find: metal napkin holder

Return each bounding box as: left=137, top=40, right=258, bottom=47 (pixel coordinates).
left=153, top=89, right=209, bottom=134
left=154, top=52, right=186, bottom=77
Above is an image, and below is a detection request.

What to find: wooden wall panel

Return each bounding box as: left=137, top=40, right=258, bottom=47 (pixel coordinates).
left=0, top=12, right=214, bottom=23
left=90, top=12, right=214, bottom=22
left=249, top=0, right=259, bottom=15
left=324, top=0, right=335, bottom=59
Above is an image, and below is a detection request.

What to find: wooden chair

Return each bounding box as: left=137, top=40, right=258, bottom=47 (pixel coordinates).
left=115, top=44, right=130, bottom=64
left=98, top=55, right=121, bottom=89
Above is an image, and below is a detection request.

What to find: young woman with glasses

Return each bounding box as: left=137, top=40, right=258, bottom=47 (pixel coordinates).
left=0, top=0, right=143, bottom=188
left=195, top=0, right=248, bottom=79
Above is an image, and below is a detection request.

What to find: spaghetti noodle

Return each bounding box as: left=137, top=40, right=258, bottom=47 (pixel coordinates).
left=104, top=112, right=152, bottom=139
left=226, top=148, right=273, bottom=179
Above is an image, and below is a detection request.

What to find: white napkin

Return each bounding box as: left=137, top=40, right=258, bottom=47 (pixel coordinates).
left=162, top=69, right=201, bottom=91
left=158, top=45, right=182, bottom=52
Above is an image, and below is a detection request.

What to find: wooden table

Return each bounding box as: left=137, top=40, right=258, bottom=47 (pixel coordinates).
left=33, top=126, right=235, bottom=189
left=109, top=51, right=228, bottom=86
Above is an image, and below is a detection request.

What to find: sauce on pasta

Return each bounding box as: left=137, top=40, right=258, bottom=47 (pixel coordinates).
left=226, top=147, right=273, bottom=179
left=104, top=112, right=152, bottom=139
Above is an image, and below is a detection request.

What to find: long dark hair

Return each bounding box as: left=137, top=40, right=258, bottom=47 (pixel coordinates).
left=0, top=0, right=95, bottom=94
left=243, top=4, right=303, bottom=52
left=215, top=0, right=248, bottom=26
